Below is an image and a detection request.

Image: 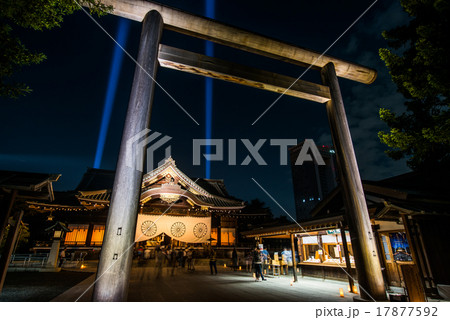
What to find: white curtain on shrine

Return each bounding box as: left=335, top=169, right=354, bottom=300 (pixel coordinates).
left=135, top=214, right=211, bottom=243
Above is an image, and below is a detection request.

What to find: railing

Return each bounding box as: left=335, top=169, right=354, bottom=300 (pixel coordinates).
left=9, top=253, right=49, bottom=268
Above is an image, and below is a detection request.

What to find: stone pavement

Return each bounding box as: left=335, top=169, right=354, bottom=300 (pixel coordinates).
left=55, top=264, right=358, bottom=302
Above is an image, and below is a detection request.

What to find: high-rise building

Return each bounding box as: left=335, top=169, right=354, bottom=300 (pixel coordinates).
left=289, top=142, right=338, bottom=221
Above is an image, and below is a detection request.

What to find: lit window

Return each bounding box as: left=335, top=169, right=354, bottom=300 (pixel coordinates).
left=64, top=224, right=89, bottom=245
left=90, top=225, right=105, bottom=246
left=221, top=228, right=235, bottom=246
left=210, top=228, right=218, bottom=246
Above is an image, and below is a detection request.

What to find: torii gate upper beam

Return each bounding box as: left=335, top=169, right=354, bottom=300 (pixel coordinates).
left=101, top=0, right=377, bottom=84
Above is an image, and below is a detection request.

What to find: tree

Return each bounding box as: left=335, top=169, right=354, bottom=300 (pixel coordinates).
left=0, top=0, right=111, bottom=98
left=378, top=0, right=450, bottom=171
left=0, top=223, right=30, bottom=253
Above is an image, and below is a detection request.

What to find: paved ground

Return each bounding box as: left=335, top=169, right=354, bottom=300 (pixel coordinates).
left=0, top=271, right=94, bottom=302
left=56, top=263, right=358, bottom=302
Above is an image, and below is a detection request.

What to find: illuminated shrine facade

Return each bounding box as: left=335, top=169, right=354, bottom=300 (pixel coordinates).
left=28, top=158, right=250, bottom=252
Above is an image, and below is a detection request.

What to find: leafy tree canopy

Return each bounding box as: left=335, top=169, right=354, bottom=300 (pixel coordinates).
left=378, top=0, right=450, bottom=171
left=0, top=0, right=111, bottom=98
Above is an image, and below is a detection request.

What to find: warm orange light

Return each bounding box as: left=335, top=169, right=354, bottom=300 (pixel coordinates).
left=348, top=284, right=351, bottom=292
left=80, top=264, right=86, bottom=269
left=264, top=269, right=267, bottom=274
left=253, top=273, right=256, bottom=278
left=268, top=266, right=271, bottom=270
left=339, top=288, right=345, bottom=297
left=352, top=285, right=358, bottom=294
left=224, top=264, right=226, bottom=268
left=239, top=266, right=242, bottom=270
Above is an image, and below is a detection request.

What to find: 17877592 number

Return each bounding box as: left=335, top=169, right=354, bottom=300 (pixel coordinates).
left=376, top=306, right=438, bottom=317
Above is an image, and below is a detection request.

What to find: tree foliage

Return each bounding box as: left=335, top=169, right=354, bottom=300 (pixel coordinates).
left=0, top=0, right=111, bottom=98
left=0, top=223, right=30, bottom=253
left=378, top=0, right=450, bottom=170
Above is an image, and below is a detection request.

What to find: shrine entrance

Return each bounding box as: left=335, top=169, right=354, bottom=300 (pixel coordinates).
left=92, top=0, right=386, bottom=301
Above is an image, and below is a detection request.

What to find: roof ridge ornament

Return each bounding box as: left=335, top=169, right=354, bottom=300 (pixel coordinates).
left=165, top=156, right=175, bottom=165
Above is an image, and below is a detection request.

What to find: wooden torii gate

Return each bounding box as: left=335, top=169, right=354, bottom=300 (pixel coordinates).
left=92, top=0, right=386, bottom=301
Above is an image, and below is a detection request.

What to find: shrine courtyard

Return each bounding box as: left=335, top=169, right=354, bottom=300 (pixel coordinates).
left=1, top=262, right=359, bottom=302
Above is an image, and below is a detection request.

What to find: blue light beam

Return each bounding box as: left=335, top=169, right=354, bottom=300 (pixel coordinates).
left=205, top=0, right=215, bottom=179
left=93, top=18, right=131, bottom=169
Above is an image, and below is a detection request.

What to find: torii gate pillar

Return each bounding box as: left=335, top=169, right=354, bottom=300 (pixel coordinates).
left=321, top=63, right=386, bottom=301
left=92, top=10, right=163, bottom=302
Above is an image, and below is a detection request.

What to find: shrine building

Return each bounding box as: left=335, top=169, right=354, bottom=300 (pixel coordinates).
left=26, top=158, right=258, bottom=256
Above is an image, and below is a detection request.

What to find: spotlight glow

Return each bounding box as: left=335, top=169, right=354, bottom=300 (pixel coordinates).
left=94, top=18, right=131, bottom=169
left=204, top=0, right=215, bottom=179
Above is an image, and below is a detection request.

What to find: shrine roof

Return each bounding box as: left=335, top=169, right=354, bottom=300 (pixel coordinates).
left=0, top=170, right=60, bottom=191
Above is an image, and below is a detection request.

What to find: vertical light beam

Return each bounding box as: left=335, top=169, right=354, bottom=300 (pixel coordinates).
left=94, top=18, right=131, bottom=169
left=205, top=0, right=215, bottom=179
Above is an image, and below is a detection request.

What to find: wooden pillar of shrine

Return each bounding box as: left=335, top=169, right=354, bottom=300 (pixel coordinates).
left=321, top=63, right=386, bottom=301
left=92, top=10, right=163, bottom=302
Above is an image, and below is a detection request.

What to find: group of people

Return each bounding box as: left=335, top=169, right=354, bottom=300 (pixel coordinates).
left=137, top=245, right=199, bottom=278
left=135, top=245, right=291, bottom=281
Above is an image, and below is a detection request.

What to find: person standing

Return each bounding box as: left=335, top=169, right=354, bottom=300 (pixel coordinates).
left=281, top=248, right=292, bottom=275
left=252, top=247, right=266, bottom=281
left=209, top=248, right=217, bottom=275
left=166, top=248, right=177, bottom=276
left=144, top=247, right=151, bottom=260
left=245, top=251, right=253, bottom=273
left=186, top=248, right=193, bottom=271
left=59, top=247, right=67, bottom=267
left=155, top=245, right=165, bottom=279
left=232, top=248, right=238, bottom=271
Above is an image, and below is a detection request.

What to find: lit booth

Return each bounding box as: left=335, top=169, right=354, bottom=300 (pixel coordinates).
left=241, top=215, right=356, bottom=286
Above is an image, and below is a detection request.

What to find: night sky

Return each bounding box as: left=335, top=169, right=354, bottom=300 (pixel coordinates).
left=0, top=0, right=411, bottom=216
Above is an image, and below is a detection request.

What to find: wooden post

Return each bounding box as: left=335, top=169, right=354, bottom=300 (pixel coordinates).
left=85, top=223, right=94, bottom=247
left=217, top=226, right=222, bottom=247
left=0, top=210, right=24, bottom=293
left=340, top=227, right=354, bottom=292
left=321, top=63, right=386, bottom=301
left=92, top=10, right=163, bottom=302
left=400, top=214, right=427, bottom=300
left=290, top=233, right=298, bottom=282
left=297, top=235, right=303, bottom=262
